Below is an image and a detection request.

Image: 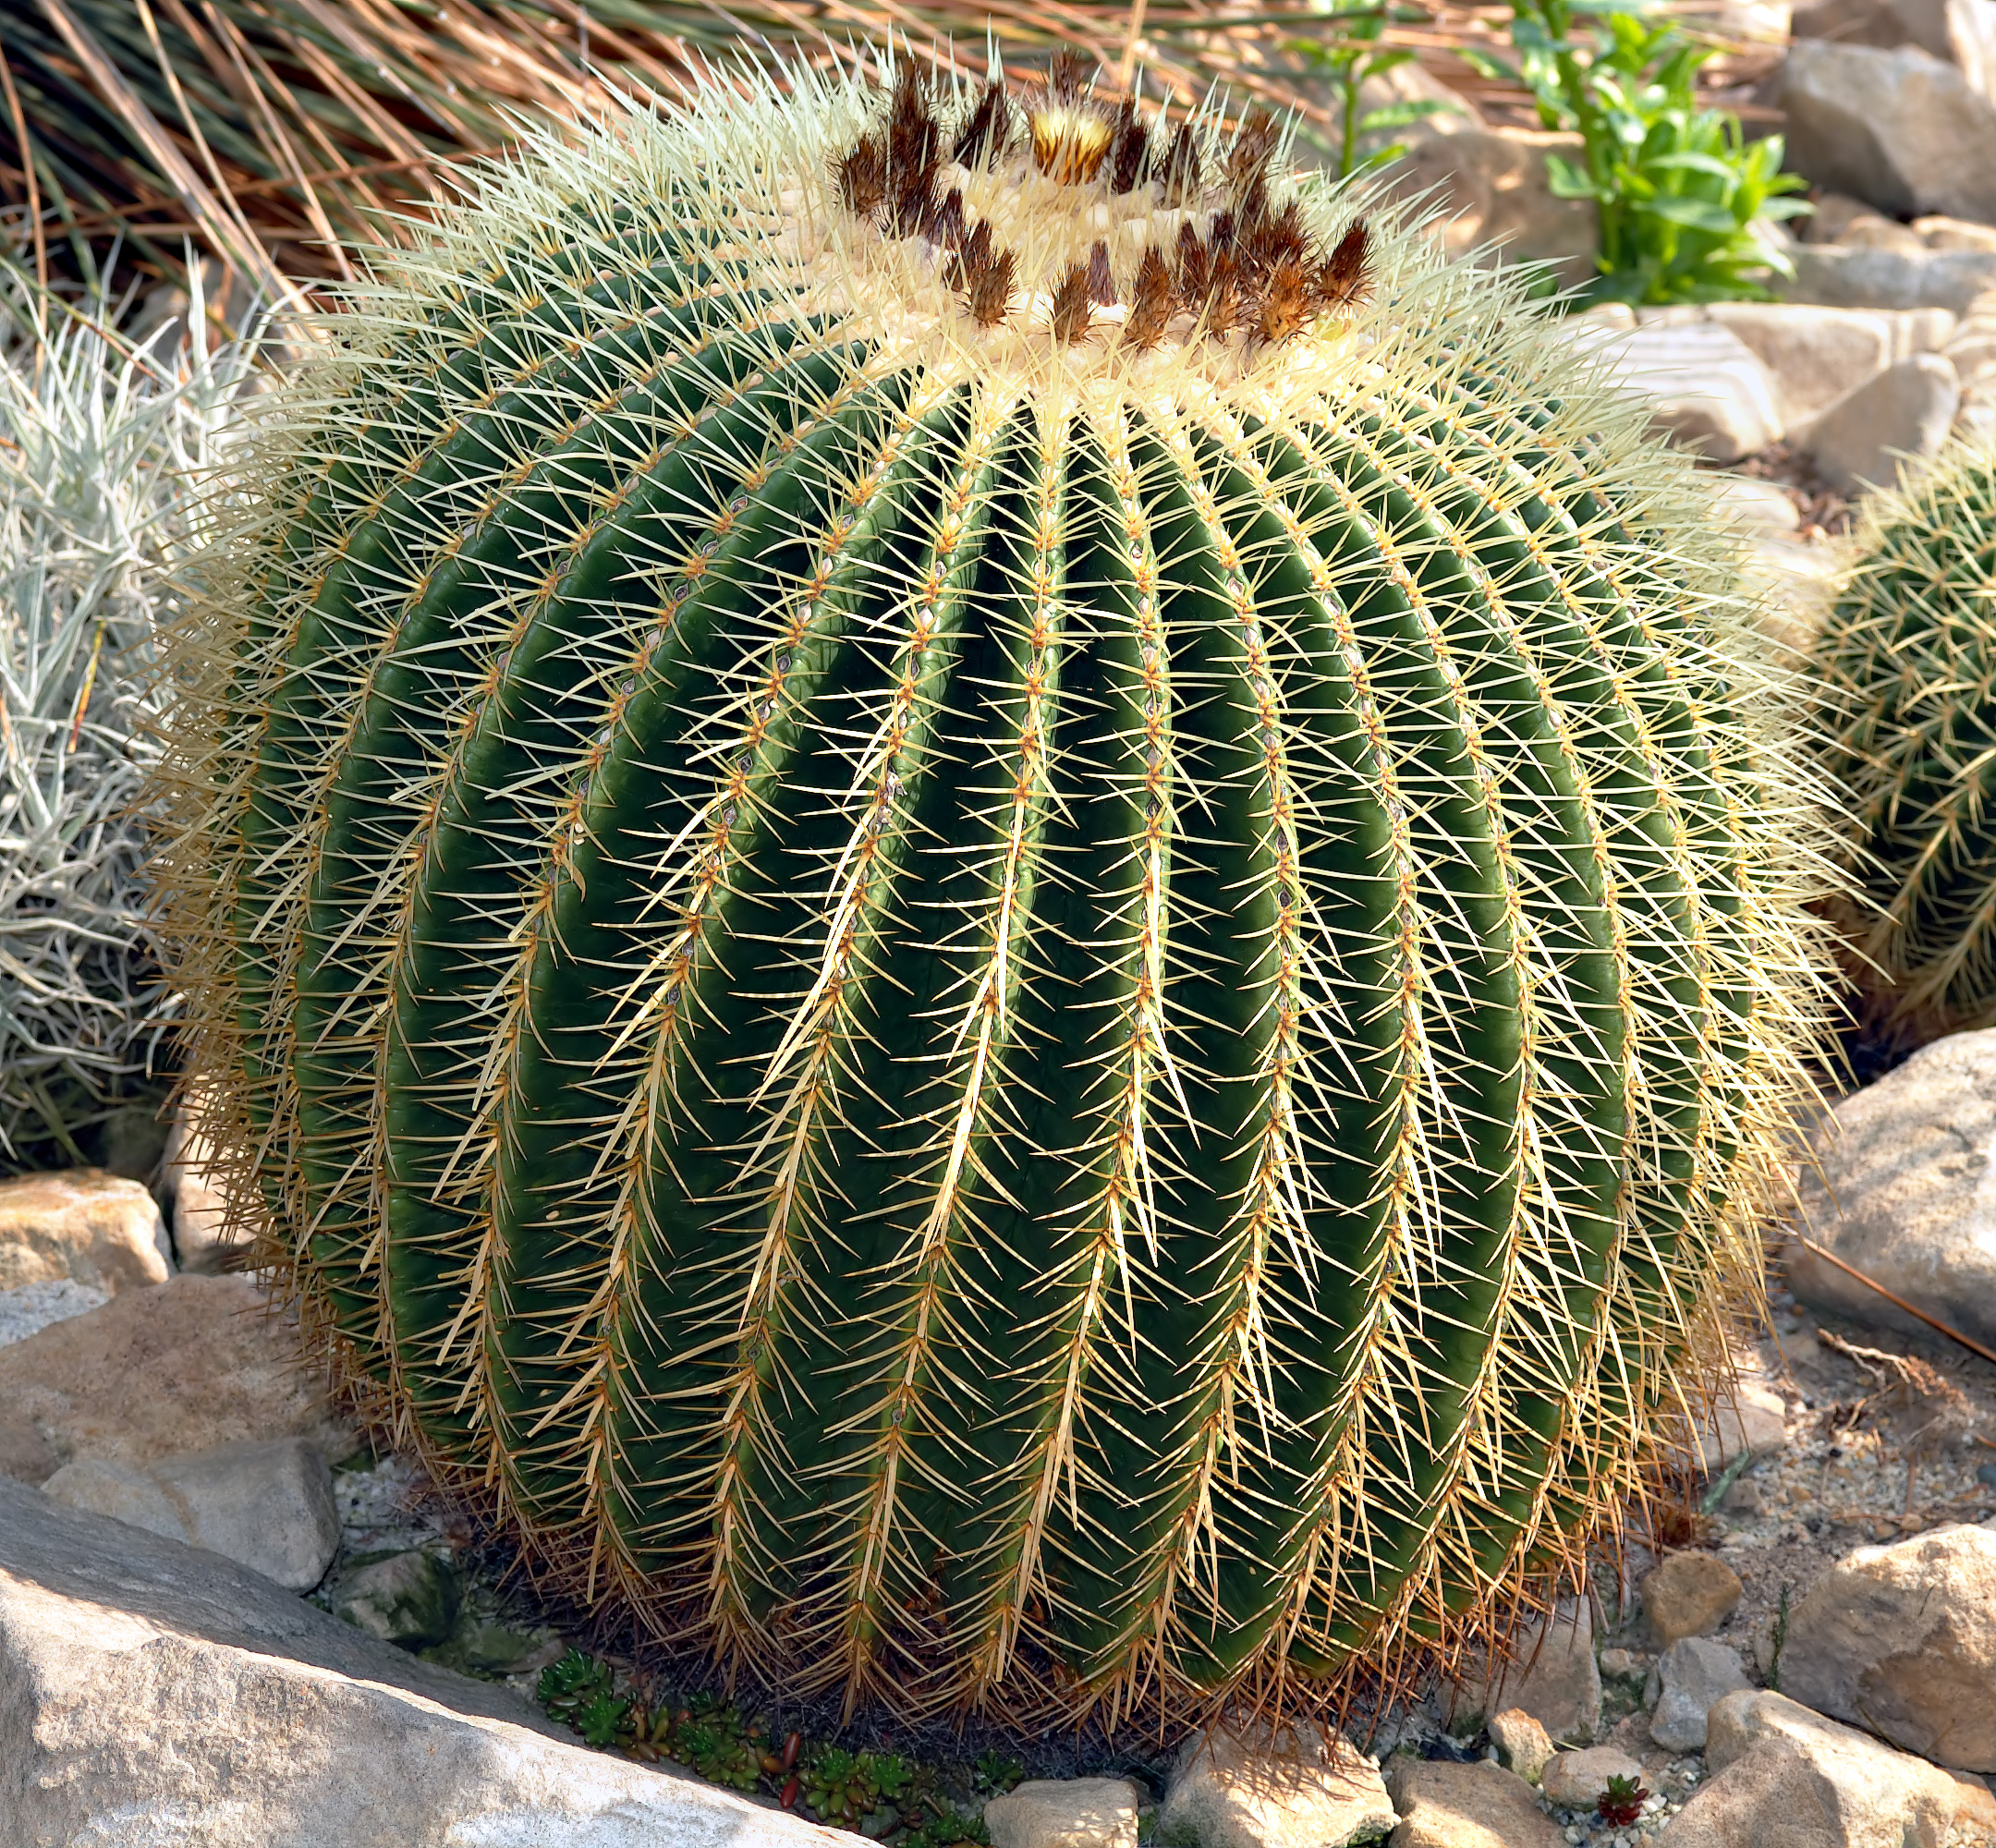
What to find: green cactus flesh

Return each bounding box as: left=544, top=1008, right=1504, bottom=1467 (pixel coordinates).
left=155, top=57, right=1831, bottom=1723
left=1813, top=438, right=1996, bottom=1040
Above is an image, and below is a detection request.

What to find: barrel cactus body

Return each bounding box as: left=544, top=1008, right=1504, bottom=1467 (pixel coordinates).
left=155, top=58, right=1832, bottom=1723
left=1814, top=439, right=1996, bottom=1040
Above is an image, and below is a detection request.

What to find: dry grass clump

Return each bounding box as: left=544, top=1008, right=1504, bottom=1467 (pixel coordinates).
left=0, top=270, right=251, bottom=1172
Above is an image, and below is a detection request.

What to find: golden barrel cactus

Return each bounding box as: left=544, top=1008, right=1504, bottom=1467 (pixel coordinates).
left=152, top=55, right=1834, bottom=1725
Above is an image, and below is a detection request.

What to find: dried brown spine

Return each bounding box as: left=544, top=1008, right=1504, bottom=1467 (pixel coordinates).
left=1049, top=261, right=1095, bottom=344
left=953, top=79, right=1011, bottom=169
left=1123, top=244, right=1175, bottom=349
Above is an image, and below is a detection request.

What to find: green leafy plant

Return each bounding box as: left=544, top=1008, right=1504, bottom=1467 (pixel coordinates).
left=1596, top=1770, right=1650, bottom=1826
left=1769, top=1582, right=1791, bottom=1692
left=1463, top=0, right=1807, bottom=302
left=154, top=50, right=1835, bottom=1727
left=1291, top=3, right=1454, bottom=179
left=1810, top=439, right=1996, bottom=1042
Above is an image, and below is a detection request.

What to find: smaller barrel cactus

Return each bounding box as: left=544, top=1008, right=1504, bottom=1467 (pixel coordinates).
left=1813, top=437, right=1996, bottom=1040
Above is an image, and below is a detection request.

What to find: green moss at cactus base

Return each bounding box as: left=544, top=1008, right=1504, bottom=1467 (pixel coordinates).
left=1812, top=438, right=1996, bottom=1043
left=151, top=55, right=1836, bottom=1728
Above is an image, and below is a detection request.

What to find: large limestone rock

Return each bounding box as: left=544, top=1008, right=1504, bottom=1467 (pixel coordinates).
left=1793, top=0, right=1996, bottom=93
left=1597, top=320, right=1787, bottom=462
left=1778, top=1525, right=1996, bottom=1771
left=986, top=1779, right=1143, bottom=1848
left=1157, top=1722, right=1397, bottom=1848
left=0, top=1477, right=843, bottom=1847
left=43, top=1437, right=339, bottom=1591
left=1783, top=242, right=1996, bottom=313
left=1446, top=1599, right=1600, bottom=1744
left=1664, top=1688, right=1996, bottom=1847
left=0, top=1168, right=171, bottom=1295
left=1790, top=1027, right=1996, bottom=1350
left=1374, top=127, right=1599, bottom=291
left=1803, top=352, right=1962, bottom=490
left=1382, top=1758, right=1564, bottom=1848
left=0, top=1271, right=357, bottom=1475
left=1779, top=43, right=1996, bottom=225
left=1698, top=301, right=1955, bottom=423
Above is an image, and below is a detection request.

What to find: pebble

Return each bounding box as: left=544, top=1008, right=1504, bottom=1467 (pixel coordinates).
left=0, top=1278, right=107, bottom=1349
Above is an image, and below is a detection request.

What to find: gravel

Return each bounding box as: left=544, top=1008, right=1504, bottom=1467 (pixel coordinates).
left=0, top=1278, right=107, bottom=1349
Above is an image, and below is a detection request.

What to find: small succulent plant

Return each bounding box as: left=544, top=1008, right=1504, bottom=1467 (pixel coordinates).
left=1597, top=1771, right=1650, bottom=1827
left=973, top=1751, right=1026, bottom=1795
left=535, top=1648, right=615, bottom=1722
left=804, top=1747, right=914, bottom=1830
left=906, top=1804, right=993, bottom=1848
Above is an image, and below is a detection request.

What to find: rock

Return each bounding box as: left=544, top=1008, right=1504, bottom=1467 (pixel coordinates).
left=43, top=1435, right=340, bottom=1591
left=99, top=1095, right=173, bottom=1184
left=1447, top=1600, right=1601, bottom=1744
left=1157, top=1722, right=1397, bottom=1848
left=1778, top=1524, right=1996, bottom=1771
left=1643, top=1552, right=1745, bottom=1645
left=1792, top=0, right=1996, bottom=93
left=1742, top=536, right=1843, bottom=657
left=987, top=1778, right=1144, bottom=1848
left=1382, top=1758, right=1564, bottom=1848
left=1701, top=301, right=1955, bottom=422
left=1801, top=191, right=1890, bottom=243
left=1917, top=213, right=1996, bottom=250
left=1803, top=352, right=1962, bottom=490
left=1598, top=1647, right=1646, bottom=1684
left=162, top=1089, right=247, bottom=1274
left=1714, top=475, right=1801, bottom=534
left=1783, top=242, right=1996, bottom=313
left=1649, top=1638, right=1753, bottom=1752
left=0, top=1476, right=840, bottom=1848
left=1675, top=1373, right=1789, bottom=1474
left=1605, top=321, right=1787, bottom=461
left=1780, top=43, right=1996, bottom=224
left=0, top=1419, right=57, bottom=1485
left=455, top=1619, right=563, bottom=1675
left=1487, top=1708, right=1556, bottom=1785
left=331, top=1548, right=462, bottom=1647
left=1539, top=1745, right=1646, bottom=1811
left=1791, top=1027, right=1996, bottom=1350
left=0, top=1168, right=172, bottom=1296
left=0, top=1270, right=357, bottom=1473
left=1374, top=127, right=1599, bottom=292
left=1665, top=1688, right=1996, bottom=1848
left=0, top=1276, right=106, bottom=1348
